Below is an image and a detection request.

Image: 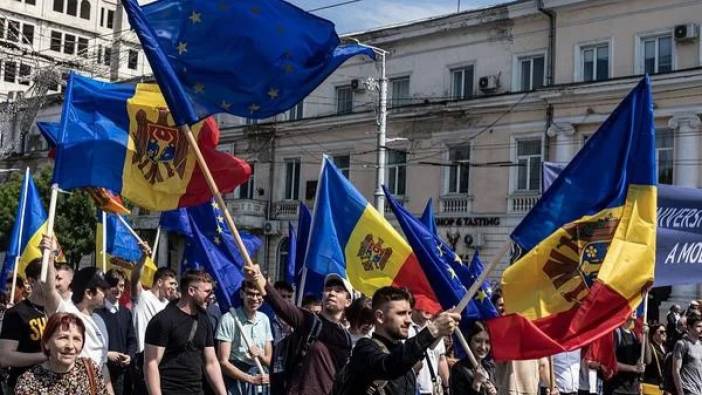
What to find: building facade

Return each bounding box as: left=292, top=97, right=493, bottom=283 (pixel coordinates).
left=1, top=0, right=702, bottom=310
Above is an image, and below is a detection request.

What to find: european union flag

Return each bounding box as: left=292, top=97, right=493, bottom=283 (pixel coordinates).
left=286, top=222, right=297, bottom=285
left=121, top=0, right=376, bottom=125
left=419, top=198, right=437, bottom=236
left=384, top=186, right=497, bottom=322
left=293, top=202, right=323, bottom=298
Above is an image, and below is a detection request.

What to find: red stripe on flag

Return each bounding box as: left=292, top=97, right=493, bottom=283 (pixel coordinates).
left=392, top=254, right=442, bottom=314
left=486, top=280, right=634, bottom=361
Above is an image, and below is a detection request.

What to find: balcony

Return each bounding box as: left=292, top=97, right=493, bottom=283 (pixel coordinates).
left=508, top=191, right=541, bottom=214
left=439, top=194, right=473, bottom=214
left=272, top=200, right=300, bottom=220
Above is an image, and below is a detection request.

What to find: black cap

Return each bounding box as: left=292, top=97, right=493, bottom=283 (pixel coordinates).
left=70, top=267, right=110, bottom=295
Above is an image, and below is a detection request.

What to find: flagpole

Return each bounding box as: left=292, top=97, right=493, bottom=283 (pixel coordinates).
left=101, top=211, right=107, bottom=273
left=178, top=124, right=254, bottom=268
left=151, top=226, right=161, bottom=262
left=230, top=311, right=265, bottom=374
left=10, top=168, right=31, bottom=305
left=296, top=266, right=308, bottom=306
left=638, top=290, right=650, bottom=366
left=116, top=214, right=146, bottom=245
left=40, top=183, right=59, bottom=283
left=454, top=241, right=510, bottom=314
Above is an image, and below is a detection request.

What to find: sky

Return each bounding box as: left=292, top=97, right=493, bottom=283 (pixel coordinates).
left=288, top=0, right=511, bottom=34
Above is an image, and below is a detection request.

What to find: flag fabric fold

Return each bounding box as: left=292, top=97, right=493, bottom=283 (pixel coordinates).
left=121, top=0, right=375, bottom=125
left=419, top=198, right=437, bottom=236
left=0, top=170, right=48, bottom=290
left=305, top=157, right=440, bottom=313
left=286, top=222, right=297, bottom=285
left=53, top=73, right=251, bottom=211
left=486, top=77, right=657, bottom=361
left=293, top=202, right=323, bottom=297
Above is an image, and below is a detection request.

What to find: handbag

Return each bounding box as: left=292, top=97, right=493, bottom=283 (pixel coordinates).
left=84, top=357, right=97, bottom=395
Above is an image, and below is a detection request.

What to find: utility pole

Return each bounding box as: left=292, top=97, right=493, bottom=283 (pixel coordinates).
left=375, top=51, right=388, bottom=217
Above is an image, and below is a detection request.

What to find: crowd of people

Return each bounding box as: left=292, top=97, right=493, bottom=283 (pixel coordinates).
left=0, top=235, right=700, bottom=395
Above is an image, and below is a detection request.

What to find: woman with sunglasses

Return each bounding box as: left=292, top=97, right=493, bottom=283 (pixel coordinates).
left=642, top=323, right=667, bottom=395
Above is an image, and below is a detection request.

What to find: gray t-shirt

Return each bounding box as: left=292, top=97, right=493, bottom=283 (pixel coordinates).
left=673, top=338, right=702, bottom=395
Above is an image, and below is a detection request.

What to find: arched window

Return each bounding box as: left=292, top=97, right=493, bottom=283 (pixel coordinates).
left=80, top=0, right=90, bottom=20
left=66, top=0, right=77, bottom=16
left=277, top=237, right=290, bottom=281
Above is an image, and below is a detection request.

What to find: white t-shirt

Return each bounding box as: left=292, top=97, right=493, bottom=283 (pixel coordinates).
left=409, top=322, right=446, bottom=394
left=56, top=299, right=108, bottom=367
left=132, top=289, right=168, bottom=353
left=553, top=349, right=580, bottom=393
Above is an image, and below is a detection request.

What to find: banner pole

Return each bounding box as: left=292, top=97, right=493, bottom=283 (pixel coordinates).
left=296, top=266, right=308, bottom=306
left=101, top=211, right=107, bottom=273
left=231, top=311, right=265, bottom=374
left=40, top=183, right=59, bottom=283
left=116, top=214, right=146, bottom=245
left=454, top=241, right=510, bottom=314
left=178, top=124, right=254, bottom=268
left=638, top=290, right=650, bottom=366
left=10, top=168, right=31, bottom=305
left=151, top=226, right=161, bottom=261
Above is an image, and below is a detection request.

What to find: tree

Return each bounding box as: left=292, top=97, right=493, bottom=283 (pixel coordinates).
left=0, top=165, right=96, bottom=268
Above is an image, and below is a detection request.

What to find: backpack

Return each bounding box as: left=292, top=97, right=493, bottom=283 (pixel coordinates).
left=270, top=314, right=323, bottom=395
left=330, top=337, right=389, bottom=395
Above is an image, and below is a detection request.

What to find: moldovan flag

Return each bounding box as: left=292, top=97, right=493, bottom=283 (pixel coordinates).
left=0, top=169, right=48, bottom=289
left=53, top=73, right=251, bottom=211
left=305, top=157, right=440, bottom=313
left=486, top=77, right=657, bottom=360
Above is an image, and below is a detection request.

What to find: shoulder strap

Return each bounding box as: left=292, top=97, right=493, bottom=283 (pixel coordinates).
left=83, top=358, right=97, bottom=395
left=651, top=344, right=663, bottom=379
left=367, top=338, right=390, bottom=394
left=187, top=316, right=199, bottom=343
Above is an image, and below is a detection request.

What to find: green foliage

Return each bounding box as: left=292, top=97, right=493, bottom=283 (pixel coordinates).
left=0, top=166, right=96, bottom=268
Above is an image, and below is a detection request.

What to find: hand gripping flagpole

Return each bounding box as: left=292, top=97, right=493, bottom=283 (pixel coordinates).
left=10, top=168, right=31, bottom=305
left=40, top=184, right=59, bottom=283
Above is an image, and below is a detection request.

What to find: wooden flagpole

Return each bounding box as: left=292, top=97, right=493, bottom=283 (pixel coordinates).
left=39, top=184, right=59, bottom=283
left=101, top=210, right=108, bottom=273
left=454, top=241, right=510, bottom=314
left=151, top=226, right=161, bottom=262
left=10, top=168, right=30, bottom=305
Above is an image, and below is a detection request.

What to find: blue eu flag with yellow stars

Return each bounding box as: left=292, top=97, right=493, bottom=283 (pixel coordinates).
left=121, top=0, right=376, bottom=126
left=160, top=201, right=262, bottom=311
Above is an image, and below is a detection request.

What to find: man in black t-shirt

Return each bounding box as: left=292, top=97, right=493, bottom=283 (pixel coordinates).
left=144, top=270, right=226, bottom=395
left=0, top=259, right=48, bottom=390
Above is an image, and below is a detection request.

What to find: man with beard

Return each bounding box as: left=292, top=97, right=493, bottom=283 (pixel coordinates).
left=144, top=269, right=226, bottom=395
left=216, top=281, right=273, bottom=394
left=244, top=265, right=353, bottom=395
left=336, top=286, right=461, bottom=395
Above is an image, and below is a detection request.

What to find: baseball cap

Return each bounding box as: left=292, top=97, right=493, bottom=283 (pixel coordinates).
left=70, top=267, right=110, bottom=295
left=324, top=273, right=354, bottom=299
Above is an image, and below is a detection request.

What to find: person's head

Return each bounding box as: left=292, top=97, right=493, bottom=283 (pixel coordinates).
left=411, top=297, right=436, bottom=326
left=650, top=323, right=666, bottom=346
left=687, top=311, right=702, bottom=339
left=301, top=295, right=322, bottom=314
left=104, top=269, right=126, bottom=304
left=7, top=276, right=28, bottom=303
left=689, top=300, right=700, bottom=313
left=239, top=281, right=263, bottom=314
left=322, top=274, right=353, bottom=316
left=465, top=321, right=491, bottom=361
left=180, top=270, right=213, bottom=309
left=346, top=296, right=374, bottom=336
left=371, top=286, right=414, bottom=341
left=23, top=258, right=43, bottom=300
left=491, top=289, right=504, bottom=315
left=70, top=267, right=110, bottom=310
left=671, top=304, right=682, bottom=314
left=273, top=281, right=294, bottom=303
left=153, top=267, right=177, bottom=301
left=42, top=313, right=86, bottom=370
left=55, top=263, right=74, bottom=299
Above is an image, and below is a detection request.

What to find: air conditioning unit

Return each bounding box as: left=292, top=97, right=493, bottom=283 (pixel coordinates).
left=674, top=23, right=699, bottom=42
left=479, top=75, right=500, bottom=93
left=350, top=79, right=365, bottom=91
left=263, top=220, right=279, bottom=235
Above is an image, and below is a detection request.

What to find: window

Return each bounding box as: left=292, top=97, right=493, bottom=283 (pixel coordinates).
left=448, top=145, right=470, bottom=194
left=390, top=76, right=410, bottom=108
left=245, top=117, right=258, bottom=126
left=236, top=164, right=255, bottom=199
left=63, top=34, right=76, bottom=54
left=21, top=24, right=34, bottom=45
left=642, top=35, right=672, bottom=75
left=519, top=55, right=545, bottom=91
left=284, top=159, right=301, bottom=200
left=387, top=150, right=406, bottom=196
left=288, top=101, right=303, bottom=121
left=80, top=0, right=90, bottom=19
left=7, top=20, right=19, bottom=42
left=581, top=43, right=609, bottom=82
left=50, top=31, right=62, bottom=52
left=656, top=129, right=673, bottom=184
left=77, top=37, right=88, bottom=57
left=53, top=0, right=63, bottom=12
left=100, top=7, right=104, bottom=26
left=128, top=49, right=138, bottom=69
left=277, top=238, right=290, bottom=280
left=336, top=85, right=352, bottom=115
left=66, top=0, right=77, bottom=15
left=332, top=154, right=350, bottom=178
left=107, top=9, right=114, bottom=29
left=451, top=65, right=474, bottom=99
left=4, top=61, right=17, bottom=83
left=516, top=139, right=542, bottom=192
left=0, top=18, right=5, bottom=40
left=26, top=0, right=36, bottom=4
left=18, top=64, right=30, bottom=85
left=103, top=46, right=111, bottom=66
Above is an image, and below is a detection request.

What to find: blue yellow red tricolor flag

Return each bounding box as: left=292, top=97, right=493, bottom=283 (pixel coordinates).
left=121, top=0, right=375, bottom=125
left=305, top=157, right=441, bottom=313
left=0, top=169, right=49, bottom=289
left=53, top=73, right=251, bottom=211
left=486, top=77, right=657, bottom=360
